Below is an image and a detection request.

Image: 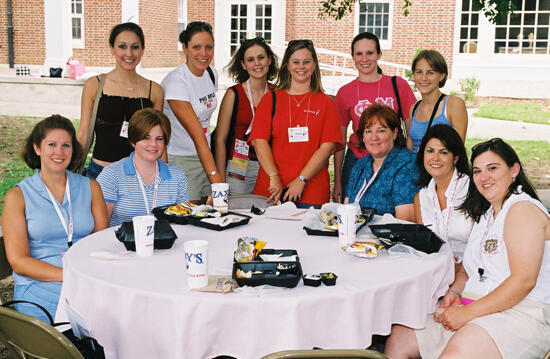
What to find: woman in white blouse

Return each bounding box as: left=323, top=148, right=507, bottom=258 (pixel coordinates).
left=413, top=124, right=472, bottom=270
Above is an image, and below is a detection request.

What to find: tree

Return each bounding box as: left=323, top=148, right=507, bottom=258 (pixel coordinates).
left=318, top=0, right=515, bottom=24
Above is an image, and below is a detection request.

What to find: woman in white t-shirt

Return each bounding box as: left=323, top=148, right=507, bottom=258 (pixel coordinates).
left=385, top=138, right=550, bottom=359
left=161, top=21, right=221, bottom=203
left=414, top=124, right=473, bottom=270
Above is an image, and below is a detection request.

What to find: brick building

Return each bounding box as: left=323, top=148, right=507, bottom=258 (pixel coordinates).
left=1, top=0, right=549, bottom=97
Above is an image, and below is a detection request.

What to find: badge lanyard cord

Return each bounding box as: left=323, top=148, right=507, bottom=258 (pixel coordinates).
left=356, top=76, right=381, bottom=107
left=432, top=176, right=460, bottom=242
left=43, top=174, right=73, bottom=248
left=244, top=79, right=268, bottom=136
left=476, top=207, right=496, bottom=281
left=134, top=159, right=159, bottom=215
left=353, top=147, right=400, bottom=204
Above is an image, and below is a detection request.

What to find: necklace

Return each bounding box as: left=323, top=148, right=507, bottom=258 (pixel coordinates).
left=288, top=91, right=311, bottom=127
left=290, top=93, right=309, bottom=108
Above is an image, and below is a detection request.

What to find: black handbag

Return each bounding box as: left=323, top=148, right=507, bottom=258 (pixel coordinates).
left=49, top=67, right=62, bottom=77
left=2, top=300, right=106, bottom=359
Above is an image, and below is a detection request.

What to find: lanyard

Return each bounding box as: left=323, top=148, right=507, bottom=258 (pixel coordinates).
left=432, top=176, right=460, bottom=242
left=43, top=174, right=73, bottom=247
left=244, top=80, right=268, bottom=136
left=288, top=92, right=311, bottom=128
left=353, top=170, right=379, bottom=204
left=134, top=159, right=159, bottom=215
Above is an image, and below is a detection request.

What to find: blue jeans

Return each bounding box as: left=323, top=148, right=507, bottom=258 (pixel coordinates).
left=85, top=158, right=104, bottom=180
left=295, top=202, right=321, bottom=209
left=341, top=149, right=360, bottom=199
left=13, top=281, right=61, bottom=323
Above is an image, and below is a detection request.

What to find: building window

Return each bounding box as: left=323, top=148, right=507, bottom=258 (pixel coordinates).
left=356, top=1, right=393, bottom=49
left=494, top=0, right=550, bottom=54
left=71, top=0, right=84, bottom=48
left=459, top=0, right=479, bottom=53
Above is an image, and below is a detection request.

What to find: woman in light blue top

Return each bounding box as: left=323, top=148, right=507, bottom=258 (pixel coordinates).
left=408, top=50, right=468, bottom=152
left=97, top=108, right=190, bottom=226
left=1, top=115, right=108, bottom=322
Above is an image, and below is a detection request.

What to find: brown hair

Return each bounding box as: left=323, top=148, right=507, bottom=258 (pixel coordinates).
left=356, top=103, right=406, bottom=149
left=412, top=50, right=448, bottom=88
left=276, top=39, right=324, bottom=93
left=128, top=108, right=172, bottom=146
left=21, top=114, right=85, bottom=171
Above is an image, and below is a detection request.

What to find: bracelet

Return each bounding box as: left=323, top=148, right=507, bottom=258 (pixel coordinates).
left=447, top=289, right=462, bottom=298
left=207, top=170, right=217, bottom=177
left=268, top=173, right=279, bottom=177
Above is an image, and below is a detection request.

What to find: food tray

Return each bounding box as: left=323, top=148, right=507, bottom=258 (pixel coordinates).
left=303, top=209, right=376, bottom=237
left=115, top=219, right=177, bottom=251
left=185, top=212, right=251, bottom=231
left=368, top=223, right=444, bottom=254
left=232, top=249, right=302, bottom=288
left=153, top=204, right=251, bottom=231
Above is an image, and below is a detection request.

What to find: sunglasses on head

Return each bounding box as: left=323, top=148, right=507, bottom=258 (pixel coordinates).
left=186, top=21, right=212, bottom=31
left=288, top=39, right=314, bottom=47
left=471, top=138, right=505, bottom=152
left=241, top=36, right=265, bottom=45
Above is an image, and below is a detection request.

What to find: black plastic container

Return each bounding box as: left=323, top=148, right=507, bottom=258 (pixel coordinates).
left=320, top=272, right=337, bottom=286
left=303, top=274, right=322, bottom=287
left=115, top=219, right=177, bottom=251
left=368, top=223, right=444, bottom=254
left=232, top=249, right=302, bottom=288
left=153, top=204, right=252, bottom=231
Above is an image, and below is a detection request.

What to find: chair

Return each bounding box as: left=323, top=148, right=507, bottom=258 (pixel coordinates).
left=260, top=349, right=388, bottom=359
left=0, top=235, right=13, bottom=305
left=0, top=305, right=84, bottom=359
left=228, top=194, right=274, bottom=210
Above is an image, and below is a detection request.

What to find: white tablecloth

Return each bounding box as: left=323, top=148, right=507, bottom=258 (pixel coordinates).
left=56, top=212, right=454, bottom=359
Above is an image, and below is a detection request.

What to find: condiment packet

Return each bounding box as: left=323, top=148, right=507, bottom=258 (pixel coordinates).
left=191, top=275, right=235, bottom=294
left=345, top=241, right=381, bottom=258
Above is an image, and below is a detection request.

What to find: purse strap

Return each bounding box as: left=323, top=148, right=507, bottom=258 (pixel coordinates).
left=2, top=299, right=55, bottom=325
left=79, top=74, right=106, bottom=173
left=391, top=76, right=407, bottom=138
left=426, top=93, right=446, bottom=130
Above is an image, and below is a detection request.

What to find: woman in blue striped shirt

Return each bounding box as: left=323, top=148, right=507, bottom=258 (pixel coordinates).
left=97, top=108, right=190, bottom=226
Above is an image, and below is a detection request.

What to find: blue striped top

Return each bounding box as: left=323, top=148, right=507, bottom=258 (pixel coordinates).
left=97, top=152, right=190, bottom=226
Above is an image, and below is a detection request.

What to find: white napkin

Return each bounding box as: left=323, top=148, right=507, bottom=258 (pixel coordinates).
left=89, top=250, right=137, bottom=260
left=201, top=214, right=243, bottom=227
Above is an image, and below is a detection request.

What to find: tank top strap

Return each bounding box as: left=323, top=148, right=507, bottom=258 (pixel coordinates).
left=440, top=95, right=449, bottom=117
left=148, top=80, right=152, bottom=100
left=412, top=100, right=422, bottom=117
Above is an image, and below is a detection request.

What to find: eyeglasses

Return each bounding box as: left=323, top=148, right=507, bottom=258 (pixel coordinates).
left=288, top=39, right=314, bottom=47
left=186, top=21, right=212, bottom=31
left=241, top=36, right=265, bottom=45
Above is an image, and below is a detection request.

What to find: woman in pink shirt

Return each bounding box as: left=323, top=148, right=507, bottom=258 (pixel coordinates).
left=332, top=32, right=416, bottom=202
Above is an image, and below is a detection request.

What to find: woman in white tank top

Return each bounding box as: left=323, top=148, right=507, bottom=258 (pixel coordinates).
left=385, top=138, right=550, bottom=359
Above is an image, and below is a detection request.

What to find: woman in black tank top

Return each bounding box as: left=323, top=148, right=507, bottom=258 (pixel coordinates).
left=77, top=22, right=164, bottom=179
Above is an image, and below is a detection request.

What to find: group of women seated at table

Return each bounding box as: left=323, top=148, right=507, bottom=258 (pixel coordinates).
left=1, top=20, right=548, bottom=359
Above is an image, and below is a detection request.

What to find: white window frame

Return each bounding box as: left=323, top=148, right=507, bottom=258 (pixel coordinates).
left=354, top=0, right=394, bottom=49
left=71, top=0, right=85, bottom=48
left=177, top=0, right=187, bottom=51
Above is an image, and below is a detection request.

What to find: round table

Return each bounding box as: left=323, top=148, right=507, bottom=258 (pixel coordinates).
left=56, top=211, right=454, bottom=359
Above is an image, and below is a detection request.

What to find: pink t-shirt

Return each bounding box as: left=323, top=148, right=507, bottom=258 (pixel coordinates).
left=335, top=75, right=416, bottom=158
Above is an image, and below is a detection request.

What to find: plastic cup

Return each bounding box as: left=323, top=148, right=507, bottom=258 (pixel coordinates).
left=132, top=215, right=155, bottom=257
left=211, top=183, right=229, bottom=212
left=183, top=240, right=209, bottom=289
left=337, top=204, right=357, bottom=247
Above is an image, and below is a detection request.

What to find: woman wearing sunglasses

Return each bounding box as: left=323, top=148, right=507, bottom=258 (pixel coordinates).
left=161, top=21, right=221, bottom=203
left=385, top=138, right=550, bottom=359
left=248, top=39, right=343, bottom=208
left=332, top=32, right=417, bottom=203
left=214, top=37, right=279, bottom=194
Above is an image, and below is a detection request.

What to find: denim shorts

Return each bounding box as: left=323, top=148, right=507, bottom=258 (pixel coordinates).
left=85, top=158, right=104, bottom=180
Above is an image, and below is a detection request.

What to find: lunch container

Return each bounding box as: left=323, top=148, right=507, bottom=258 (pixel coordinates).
left=153, top=204, right=251, bottom=231
left=232, top=249, right=302, bottom=288
left=320, top=272, right=337, bottom=286
left=368, top=224, right=444, bottom=254
left=303, top=274, right=322, bottom=287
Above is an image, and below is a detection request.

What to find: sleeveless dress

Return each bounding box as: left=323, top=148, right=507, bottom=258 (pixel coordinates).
left=13, top=171, right=94, bottom=322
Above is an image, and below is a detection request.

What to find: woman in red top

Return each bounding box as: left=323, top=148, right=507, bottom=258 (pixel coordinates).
left=249, top=40, right=343, bottom=208
left=214, top=37, right=279, bottom=194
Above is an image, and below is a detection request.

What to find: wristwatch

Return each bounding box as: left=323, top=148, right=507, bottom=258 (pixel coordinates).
left=298, top=174, right=307, bottom=183
left=207, top=170, right=217, bottom=177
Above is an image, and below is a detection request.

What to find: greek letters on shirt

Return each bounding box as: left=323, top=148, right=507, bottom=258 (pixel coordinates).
left=483, top=235, right=501, bottom=257
left=354, top=97, right=395, bottom=117
left=199, top=92, right=216, bottom=109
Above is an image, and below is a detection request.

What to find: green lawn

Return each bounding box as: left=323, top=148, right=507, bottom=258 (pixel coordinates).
left=474, top=103, right=550, bottom=125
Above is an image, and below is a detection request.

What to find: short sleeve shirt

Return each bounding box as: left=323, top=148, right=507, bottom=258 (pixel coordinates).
left=345, top=146, right=419, bottom=215
left=97, top=152, right=190, bottom=226
left=162, top=64, right=218, bottom=156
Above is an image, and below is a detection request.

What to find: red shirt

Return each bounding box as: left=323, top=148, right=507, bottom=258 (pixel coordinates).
left=248, top=90, right=344, bottom=205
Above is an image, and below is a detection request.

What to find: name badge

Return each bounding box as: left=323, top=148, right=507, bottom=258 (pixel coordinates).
left=288, top=126, right=309, bottom=143
left=227, top=139, right=250, bottom=181
left=120, top=120, right=129, bottom=138
left=461, top=275, right=490, bottom=305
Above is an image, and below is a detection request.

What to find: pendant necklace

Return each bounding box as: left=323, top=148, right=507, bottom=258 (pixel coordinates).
left=291, top=93, right=309, bottom=108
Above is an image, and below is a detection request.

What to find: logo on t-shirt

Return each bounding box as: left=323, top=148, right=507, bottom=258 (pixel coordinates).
left=483, top=237, right=500, bottom=256
left=199, top=92, right=216, bottom=109
left=354, top=97, right=396, bottom=117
